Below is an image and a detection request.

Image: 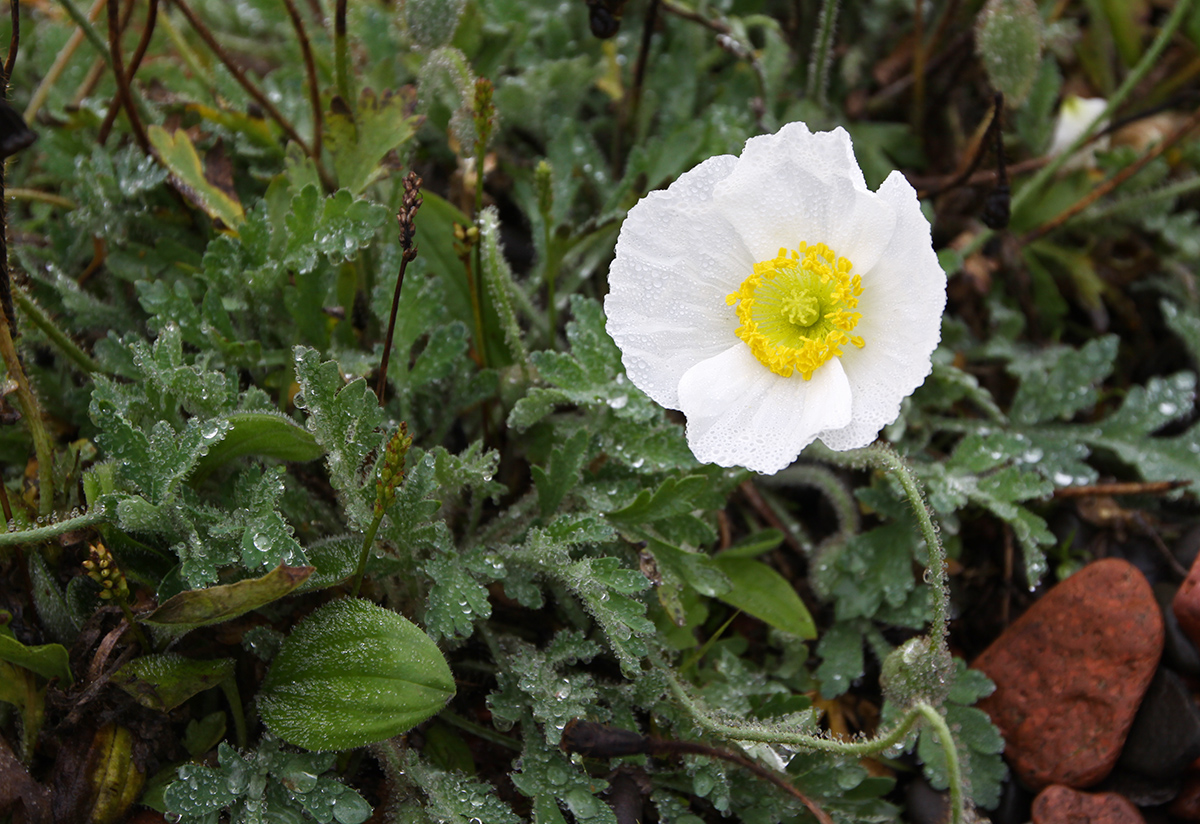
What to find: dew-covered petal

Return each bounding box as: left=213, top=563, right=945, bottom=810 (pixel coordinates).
left=712, top=126, right=896, bottom=273
left=605, top=154, right=752, bottom=409
left=677, top=345, right=853, bottom=474
left=819, top=171, right=946, bottom=451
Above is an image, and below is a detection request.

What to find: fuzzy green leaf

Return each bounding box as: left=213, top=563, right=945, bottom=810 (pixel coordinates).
left=258, top=598, right=454, bottom=751
left=112, top=653, right=234, bottom=711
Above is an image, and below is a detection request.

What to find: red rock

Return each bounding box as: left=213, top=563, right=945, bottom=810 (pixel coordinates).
left=1032, top=785, right=1144, bottom=824
left=973, top=558, right=1163, bottom=789
left=1174, top=552, right=1200, bottom=653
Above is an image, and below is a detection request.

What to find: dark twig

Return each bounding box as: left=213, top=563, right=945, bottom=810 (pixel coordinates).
left=172, top=0, right=332, bottom=186
left=918, top=92, right=1002, bottom=199
left=377, top=172, right=423, bottom=403
left=334, top=0, right=350, bottom=103
left=562, top=720, right=835, bottom=824
left=3, top=0, right=19, bottom=83
left=99, top=0, right=159, bottom=145
left=1052, top=480, right=1191, bottom=498
left=107, top=0, right=150, bottom=153
left=1022, top=102, right=1200, bottom=244
left=281, top=0, right=322, bottom=162
left=622, top=0, right=659, bottom=164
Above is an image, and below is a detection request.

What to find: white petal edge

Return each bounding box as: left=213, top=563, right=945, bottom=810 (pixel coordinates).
left=713, top=128, right=897, bottom=274
left=818, top=171, right=946, bottom=451
left=605, top=154, right=750, bottom=409
left=677, top=345, right=853, bottom=474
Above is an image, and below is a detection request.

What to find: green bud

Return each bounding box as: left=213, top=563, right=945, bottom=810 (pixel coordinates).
left=535, top=160, right=554, bottom=220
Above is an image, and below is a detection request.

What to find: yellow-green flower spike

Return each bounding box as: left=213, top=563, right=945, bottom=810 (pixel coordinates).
left=726, top=243, right=865, bottom=379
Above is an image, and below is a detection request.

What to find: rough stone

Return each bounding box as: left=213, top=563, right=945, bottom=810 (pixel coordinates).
left=1173, top=549, right=1200, bottom=655
left=974, top=558, right=1163, bottom=789
left=1031, top=785, right=1144, bottom=824
left=1155, top=582, right=1200, bottom=678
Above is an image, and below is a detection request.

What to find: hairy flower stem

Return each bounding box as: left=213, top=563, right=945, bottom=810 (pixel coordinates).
left=665, top=669, right=965, bottom=824
left=350, top=511, right=384, bottom=600
left=805, top=0, right=840, bottom=108
left=0, top=305, right=54, bottom=515
left=0, top=509, right=106, bottom=549
left=865, top=443, right=949, bottom=649
left=12, top=287, right=100, bottom=375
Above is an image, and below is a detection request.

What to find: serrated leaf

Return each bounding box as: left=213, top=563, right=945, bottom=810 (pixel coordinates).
left=508, top=387, right=571, bottom=431
left=148, top=125, right=245, bottom=229
left=532, top=428, right=590, bottom=516
left=144, top=564, right=313, bottom=628
left=293, top=346, right=386, bottom=527
left=284, top=186, right=390, bottom=275
left=424, top=547, right=493, bottom=641
left=258, top=598, right=454, bottom=751
left=710, top=556, right=816, bottom=639
left=1163, top=300, right=1200, bottom=368
left=192, top=412, right=323, bottom=480
left=607, top=475, right=708, bottom=524
left=325, top=88, right=420, bottom=194
left=112, top=653, right=234, bottom=711
left=1008, top=335, right=1118, bottom=424
left=815, top=621, right=864, bottom=699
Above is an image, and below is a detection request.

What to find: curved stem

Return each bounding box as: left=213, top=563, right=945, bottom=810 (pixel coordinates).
left=12, top=286, right=101, bottom=375
left=916, top=702, right=963, bottom=824
left=865, top=443, right=949, bottom=647
left=0, top=508, right=107, bottom=548
left=0, top=303, right=54, bottom=515
left=281, top=0, right=322, bottom=161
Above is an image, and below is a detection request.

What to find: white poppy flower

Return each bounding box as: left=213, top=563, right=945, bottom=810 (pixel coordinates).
left=604, top=122, right=946, bottom=474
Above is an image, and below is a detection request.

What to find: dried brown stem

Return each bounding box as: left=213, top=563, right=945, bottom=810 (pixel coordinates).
left=1052, top=480, right=1191, bottom=498
left=1022, top=103, right=1200, bottom=244
left=99, top=0, right=158, bottom=145
left=2, top=0, right=18, bottom=84
left=172, top=0, right=332, bottom=186
left=281, top=0, right=322, bottom=161
left=561, top=720, right=834, bottom=824
left=107, top=0, right=150, bottom=153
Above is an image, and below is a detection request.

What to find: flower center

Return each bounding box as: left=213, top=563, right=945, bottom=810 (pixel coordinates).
left=726, top=243, right=865, bottom=379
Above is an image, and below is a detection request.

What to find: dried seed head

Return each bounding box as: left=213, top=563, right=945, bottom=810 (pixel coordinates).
left=398, top=171, right=424, bottom=260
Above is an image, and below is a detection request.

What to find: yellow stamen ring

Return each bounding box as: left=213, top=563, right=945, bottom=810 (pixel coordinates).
left=726, top=243, right=864, bottom=379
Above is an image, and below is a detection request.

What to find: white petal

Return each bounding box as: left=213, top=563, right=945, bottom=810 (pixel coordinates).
left=713, top=127, right=896, bottom=273
left=819, top=171, right=946, bottom=451
left=605, top=154, right=751, bottom=409
left=677, top=345, right=853, bottom=474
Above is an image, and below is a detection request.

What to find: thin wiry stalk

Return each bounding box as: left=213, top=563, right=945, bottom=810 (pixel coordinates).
left=99, top=0, right=159, bottom=145
left=281, top=0, right=322, bottom=161
left=107, top=0, right=150, bottom=153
